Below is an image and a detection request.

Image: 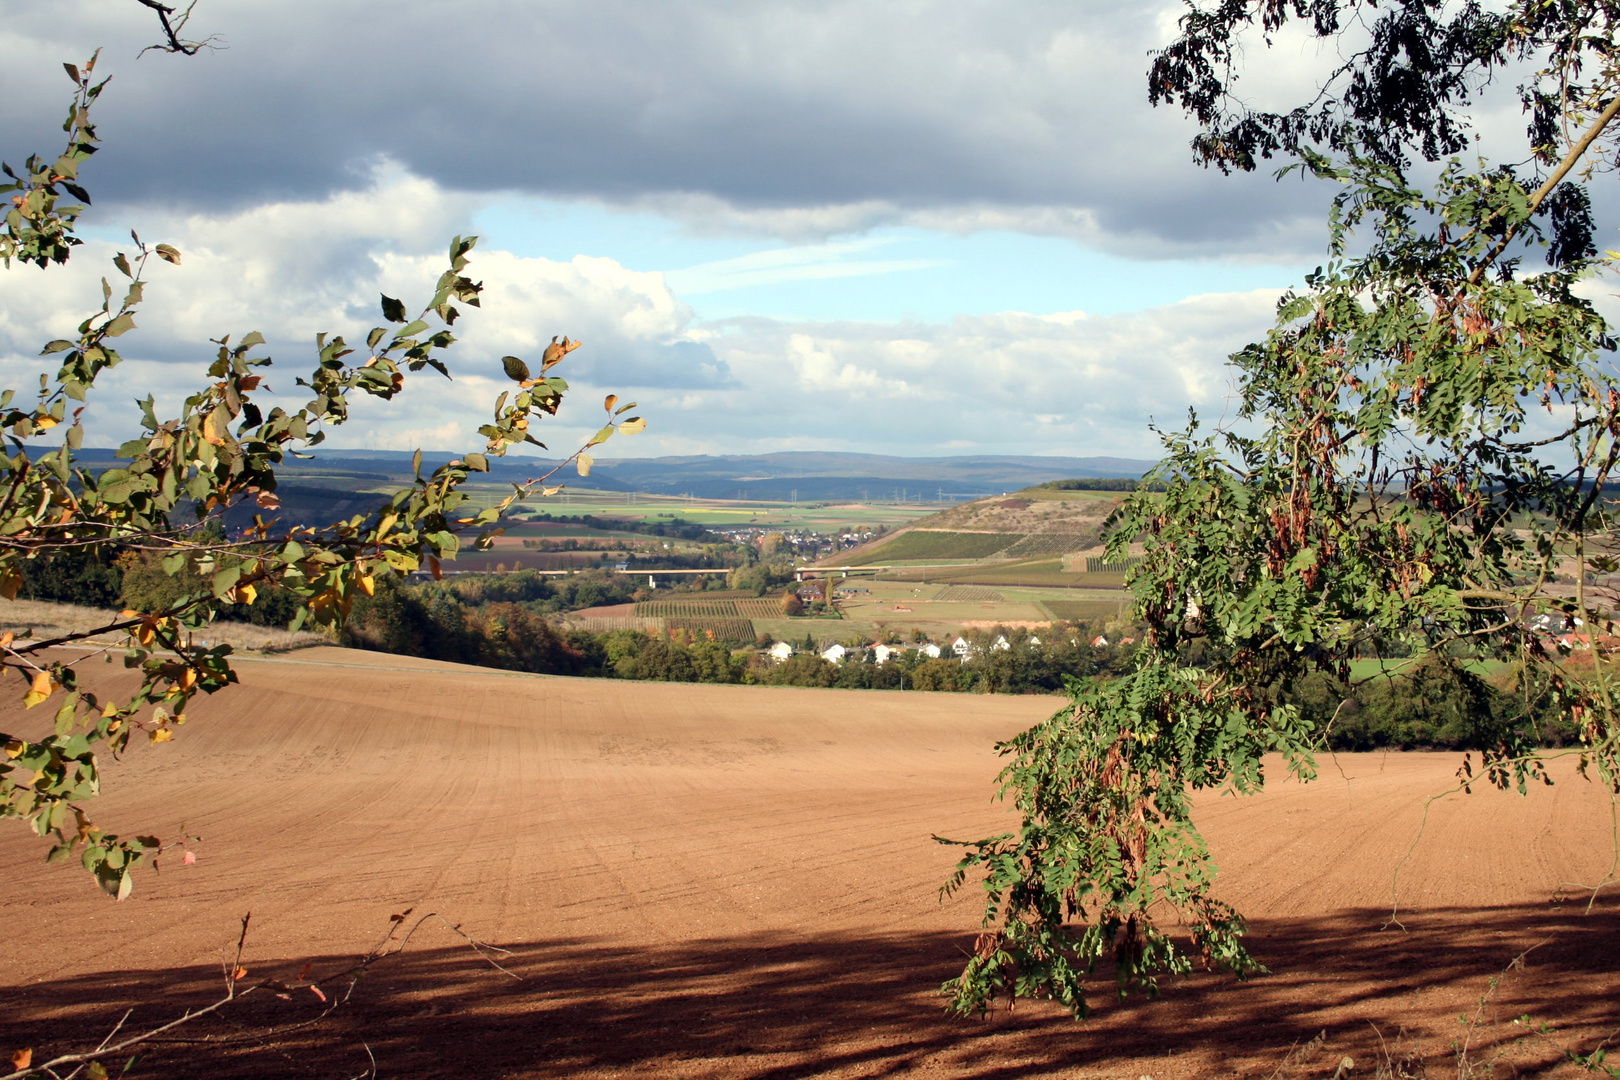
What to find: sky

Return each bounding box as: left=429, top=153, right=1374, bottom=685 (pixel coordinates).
left=0, top=0, right=1488, bottom=462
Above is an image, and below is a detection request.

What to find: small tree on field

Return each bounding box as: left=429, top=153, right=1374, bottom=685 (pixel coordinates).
left=0, top=36, right=645, bottom=898
left=945, top=1, right=1620, bottom=1018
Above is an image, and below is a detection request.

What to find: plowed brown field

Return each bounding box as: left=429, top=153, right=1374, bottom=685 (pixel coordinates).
left=3, top=647, right=1618, bottom=1078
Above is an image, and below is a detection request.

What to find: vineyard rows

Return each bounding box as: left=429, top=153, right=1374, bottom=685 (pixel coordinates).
left=666, top=617, right=756, bottom=645
left=842, top=530, right=1021, bottom=564
left=637, top=600, right=742, bottom=617
left=935, top=586, right=1005, bottom=602
left=565, top=616, right=665, bottom=633
left=1000, top=533, right=1094, bottom=558
left=733, top=597, right=788, bottom=618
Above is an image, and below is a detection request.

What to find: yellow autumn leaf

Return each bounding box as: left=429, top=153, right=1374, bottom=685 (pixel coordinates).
left=150, top=728, right=172, bottom=744
left=23, top=670, right=53, bottom=708
left=3, top=739, right=23, bottom=759
left=33, top=416, right=57, bottom=431
left=358, top=574, right=376, bottom=597
left=235, top=583, right=258, bottom=606
left=202, top=406, right=231, bottom=446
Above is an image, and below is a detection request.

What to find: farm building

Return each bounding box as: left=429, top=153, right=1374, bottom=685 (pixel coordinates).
left=766, top=641, right=794, bottom=663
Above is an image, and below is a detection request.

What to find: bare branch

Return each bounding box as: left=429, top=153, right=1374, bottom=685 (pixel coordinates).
left=132, top=1, right=221, bottom=57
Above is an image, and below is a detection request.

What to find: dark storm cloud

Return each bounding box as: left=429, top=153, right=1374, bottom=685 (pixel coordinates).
left=0, top=0, right=1330, bottom=255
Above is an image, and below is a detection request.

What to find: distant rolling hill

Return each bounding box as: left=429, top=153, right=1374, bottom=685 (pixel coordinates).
left=825, top=486, right=1135, bottom=587
left=74, top=448, right=1155, bottom=505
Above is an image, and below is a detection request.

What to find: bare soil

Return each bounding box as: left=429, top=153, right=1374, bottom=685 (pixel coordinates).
left=2, top=648, right=1617, bottom=1078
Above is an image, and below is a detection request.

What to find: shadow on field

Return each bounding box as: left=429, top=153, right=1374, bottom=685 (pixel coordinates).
left=4, top=901, right=1618, bottom=1079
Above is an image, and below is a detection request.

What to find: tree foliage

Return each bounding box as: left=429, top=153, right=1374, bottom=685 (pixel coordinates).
left=947, top=1, right=1620, bottom=1018
left=0, top=52, right=644, bottom=898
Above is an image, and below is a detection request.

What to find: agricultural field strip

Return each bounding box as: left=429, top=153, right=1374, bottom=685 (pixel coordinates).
left=666, top=616, right=755, bottom=644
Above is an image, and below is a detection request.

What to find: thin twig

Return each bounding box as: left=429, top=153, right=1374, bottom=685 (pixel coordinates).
left=0, top=909, right=516, bottom=1080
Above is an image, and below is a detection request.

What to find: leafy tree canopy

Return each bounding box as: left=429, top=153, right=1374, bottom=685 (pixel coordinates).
left=0, top=40, right=644, bottom=898
left=947, top=1, right=1620, bottom=1018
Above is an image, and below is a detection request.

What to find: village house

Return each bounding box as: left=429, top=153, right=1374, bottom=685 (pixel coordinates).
left=820, top=643, right=847, bottom=664
left=767, top=641, right=794, bottom=663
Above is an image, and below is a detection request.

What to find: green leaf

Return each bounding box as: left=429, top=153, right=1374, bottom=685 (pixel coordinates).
left=104, top=312, right=135, bottom=337
left=211, top=565, right=241, bottom=599
left=501, top=355, right=531, bottom=382
left=380, top=295, right=407, bottom=323
left=394, top=319, right=429, bottom=339
left=463, top=452, right=489, bottom=472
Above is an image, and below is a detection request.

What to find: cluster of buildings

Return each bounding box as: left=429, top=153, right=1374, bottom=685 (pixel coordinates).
left=706, top=525, right=876, bottom=559
left=763, top=633, right=1055, bottom=666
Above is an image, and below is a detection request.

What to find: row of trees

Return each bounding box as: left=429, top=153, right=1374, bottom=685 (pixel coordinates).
left=336, top=572, right=1579, bottom=751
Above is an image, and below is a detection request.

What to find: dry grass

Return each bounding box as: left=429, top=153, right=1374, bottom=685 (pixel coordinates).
left=2, top=598, right=331, bottom=654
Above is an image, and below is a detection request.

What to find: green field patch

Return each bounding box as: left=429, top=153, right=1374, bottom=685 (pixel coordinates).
left=936, top=586, right=1005, bottom=602
left=1066, top=570, right=1128, bottom=589
left=1040, top=599, right=1128, bottom=622
left=925, top=559, right=1092, bottom=587
left=844, top=530, right=1023, bottom=565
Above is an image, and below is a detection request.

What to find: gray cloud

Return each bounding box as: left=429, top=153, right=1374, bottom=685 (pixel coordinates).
left=0, top=0, right=1335, bottom=258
